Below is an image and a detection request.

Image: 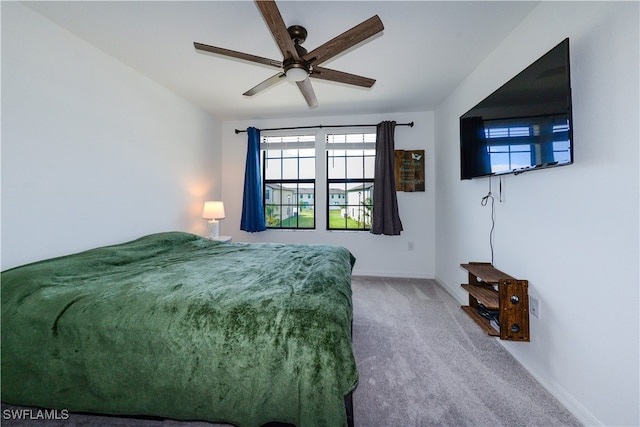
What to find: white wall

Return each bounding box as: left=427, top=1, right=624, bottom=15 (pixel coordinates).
left=4, top=1, right=637, bottom=424
left=221, top=112, right=435, bottom=278
left=434, top=2, right=639, bottom=426
left=1, top=3, right=222, bottom=270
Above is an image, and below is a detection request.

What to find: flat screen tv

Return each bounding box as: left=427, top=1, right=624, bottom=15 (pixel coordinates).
left=460, top=38, right=573, bottom=180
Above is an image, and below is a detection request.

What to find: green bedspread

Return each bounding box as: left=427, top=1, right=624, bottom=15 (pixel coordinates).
left=1, top=232, right=358, bottom=426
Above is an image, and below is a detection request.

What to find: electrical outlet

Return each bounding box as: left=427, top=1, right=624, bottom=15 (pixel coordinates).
left=530, top=296, right=540, bottom=318
left=408, top=241, right=415, bottom=251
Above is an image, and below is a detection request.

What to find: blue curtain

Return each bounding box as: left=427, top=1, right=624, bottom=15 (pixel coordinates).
left=371, top=121, right=404, bottom=235
left=240, top=127, right=266, bottom=232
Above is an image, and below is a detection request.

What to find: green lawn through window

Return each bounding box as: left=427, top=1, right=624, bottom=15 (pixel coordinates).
left=275, top=209, right=368, bottom=229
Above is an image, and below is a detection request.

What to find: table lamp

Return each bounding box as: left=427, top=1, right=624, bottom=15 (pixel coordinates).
left=202, top=201, right=225, bottom=239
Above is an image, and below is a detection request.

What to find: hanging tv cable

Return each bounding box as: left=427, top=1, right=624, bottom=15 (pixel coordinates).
left=481, top=177, right=496, bottom=265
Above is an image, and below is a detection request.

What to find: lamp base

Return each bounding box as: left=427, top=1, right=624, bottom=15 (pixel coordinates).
left=207, top=219, right=220, bottom=239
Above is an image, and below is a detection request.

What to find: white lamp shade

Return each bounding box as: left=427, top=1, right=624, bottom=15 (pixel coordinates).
left=285, top=67, right=308, bottom=82
left=202, top=201, right=225, bottom=220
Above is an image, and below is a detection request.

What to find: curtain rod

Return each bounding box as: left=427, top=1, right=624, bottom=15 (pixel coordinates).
left=234, top=121, right=414, bottom=134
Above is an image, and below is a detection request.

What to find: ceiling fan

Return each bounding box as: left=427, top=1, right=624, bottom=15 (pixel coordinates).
left=193, top=0, right=384, bottom=108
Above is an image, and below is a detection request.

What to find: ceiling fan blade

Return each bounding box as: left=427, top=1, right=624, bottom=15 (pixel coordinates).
left=243, top=72, right=286, bottom=96
left=255, top=0, right=300, bottom=60
left=310, top=66, right=375, bottom=88
left=194, top=42, right=282, bottom=68
left=296, top=78, right=318, bottom=108
left=304, top=15, right=383, bottom=66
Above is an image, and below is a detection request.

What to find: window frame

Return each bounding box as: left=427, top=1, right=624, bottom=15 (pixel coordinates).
left=325, top=131, right=376, bottom=231
left=261, top=133, right=316, bottom=230
left=259, top=128, right=377, bottom=232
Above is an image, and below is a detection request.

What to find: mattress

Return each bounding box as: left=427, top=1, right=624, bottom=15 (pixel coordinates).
left=1, top=232, right=358, bottom=426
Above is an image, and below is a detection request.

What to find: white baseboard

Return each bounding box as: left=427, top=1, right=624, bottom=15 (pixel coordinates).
left=435, top=274, right=601, bottom=426
left=501, top=341, right=602, bottom=426
left=351, top=269, right=433, bottom=279
left=434, top=274, right=469, bottom=304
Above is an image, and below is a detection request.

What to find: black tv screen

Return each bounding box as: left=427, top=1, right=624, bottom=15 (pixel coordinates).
left=460, top=38, right=573, bottom=180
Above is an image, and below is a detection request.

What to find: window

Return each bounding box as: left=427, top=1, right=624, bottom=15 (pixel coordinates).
left=260, top=129, right=377, bottom=232
left=484, top=125, right=533, bottom=173
left=262, top=134, right=315, bottom=229
left=326, top=133, right=375, bottom=230
left=484, top=119, right=571, bottom=174
left=550, top=122, right=571, bottom=163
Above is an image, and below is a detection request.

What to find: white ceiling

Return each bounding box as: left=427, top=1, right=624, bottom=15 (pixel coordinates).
left=24, top=1, right=539, bottom=121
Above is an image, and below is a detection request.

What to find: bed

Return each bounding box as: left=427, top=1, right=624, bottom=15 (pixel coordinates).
left=1, top=232, right=358, bottom=426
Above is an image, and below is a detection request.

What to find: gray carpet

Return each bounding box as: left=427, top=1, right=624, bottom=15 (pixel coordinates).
left=1, top=276, right=580, bottom=427
left=350, top=276, right=580, bottom=427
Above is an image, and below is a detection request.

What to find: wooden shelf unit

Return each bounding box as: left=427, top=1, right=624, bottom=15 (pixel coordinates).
left=460, top=262, right=530, bottom=341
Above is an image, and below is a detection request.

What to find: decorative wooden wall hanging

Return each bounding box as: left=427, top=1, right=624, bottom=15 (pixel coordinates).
left=394, top=150, right=425, bottom=192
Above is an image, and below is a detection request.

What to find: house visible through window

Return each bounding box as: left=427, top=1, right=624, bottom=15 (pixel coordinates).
left=326, top=132, right=375, bottom=230
left=261, top=134, right=315, bottom=229
left=260, top=130, right=376, bottom=231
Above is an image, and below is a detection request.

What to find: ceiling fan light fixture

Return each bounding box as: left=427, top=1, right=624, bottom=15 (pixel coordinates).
left=194, top=2, right=383, bottom=108
left=285, top=64, right=308, bottom=82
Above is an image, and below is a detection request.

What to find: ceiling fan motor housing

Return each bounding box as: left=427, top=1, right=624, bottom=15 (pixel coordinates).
left=284, top=26, right=310, bottom=81
left=287, top=25, right=307, bottom=45
left=194, top=0, right=383, bottom=108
